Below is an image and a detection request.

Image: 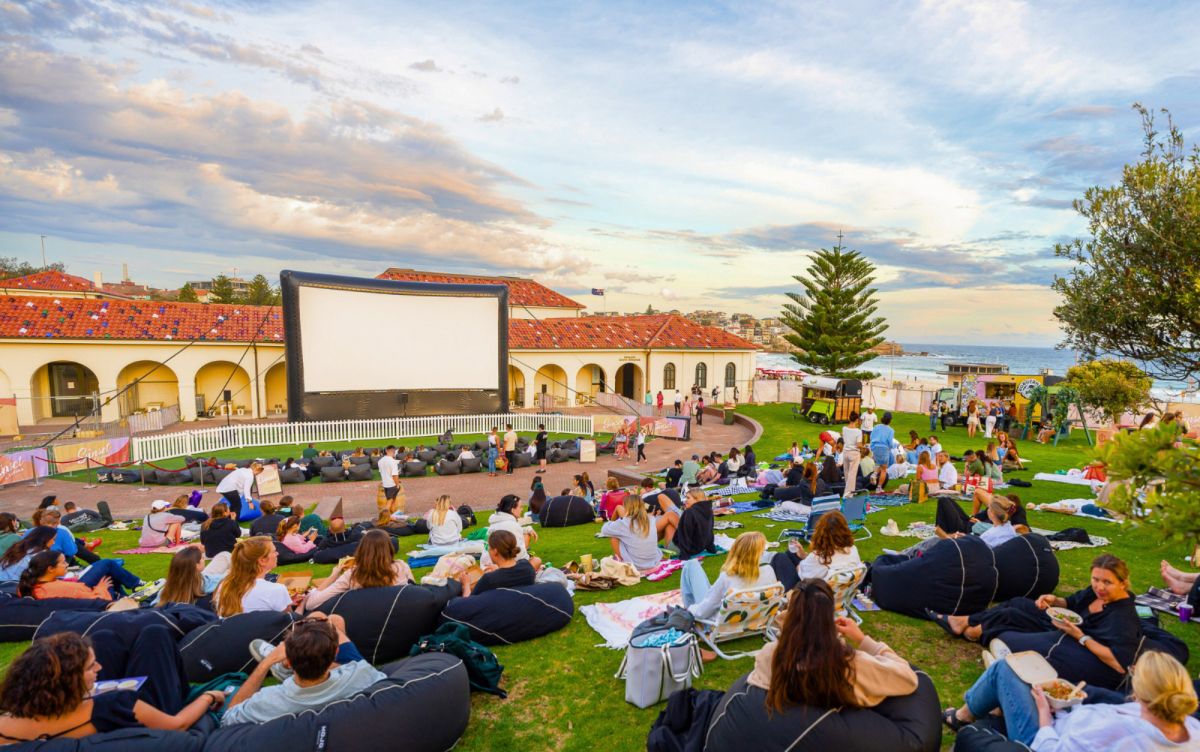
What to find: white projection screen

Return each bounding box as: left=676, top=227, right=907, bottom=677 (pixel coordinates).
left=281, top=271, right=508, bottom=420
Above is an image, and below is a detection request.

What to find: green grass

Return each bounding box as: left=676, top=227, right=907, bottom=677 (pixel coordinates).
left=8, top=406, right=1199, bottom=750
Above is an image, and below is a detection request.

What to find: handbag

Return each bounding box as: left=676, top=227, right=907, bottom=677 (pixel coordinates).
left=616, top=628, right=703, bottom=708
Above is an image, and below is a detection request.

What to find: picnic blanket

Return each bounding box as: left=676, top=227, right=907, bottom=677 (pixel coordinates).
left=116, top=544, right=189, bottom=555
left=754, top=509, right=811, bottom=524
left=866, top=493, right=911, bottom=508
left=1136, top=587, right=1200, bottom=623
left=580, top=589, right=683, bottom=649
left=1031, top=499, right=1117, bottom=522
left=1034, top=472, right=1101, bottom=491
left=726, top=501, right=767, bottom=514
left=415, top=540, right=485, bottom=557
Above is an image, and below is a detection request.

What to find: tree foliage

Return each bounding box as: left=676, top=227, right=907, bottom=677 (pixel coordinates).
left=209, top=274, right=236, bottom=304
left=177, top=283, right=199, bottom=303
left=242, top=274, right=279, bottom=306
left=781, top=238, right=887, bottom=380
left=1052, top=105, right=1200, bottom=382
left=1064, top=359, right=1153, bottom=424
left=0, top=257, right=65, bottom=280
left=1102, top=425, right=1200, bottom=549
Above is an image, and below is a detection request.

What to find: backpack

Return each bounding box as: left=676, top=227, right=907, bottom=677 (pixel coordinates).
left=410, top=623, right=506, bottom=698
left=457, top=505, right=476, bottom=527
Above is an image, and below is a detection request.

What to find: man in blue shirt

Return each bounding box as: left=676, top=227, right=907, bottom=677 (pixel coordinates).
left=869, top=411, right=896, bottom=468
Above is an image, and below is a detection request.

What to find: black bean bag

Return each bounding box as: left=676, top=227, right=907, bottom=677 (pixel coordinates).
left=511, top=451, right=532, bottom=468
left=189, top=466, right=218, bottom=485
left=310, top=536, right=398, bottom=565
left=402, top=460, right=428, bottom=477
left=998, top=630, right=1126, bottom=690
left=538, top=495, right=595, bottom=527
left=440, top=583, right=574, bottom=645
left=434, top=443, right=451, bottom=455
left=320, top=465, right=346, bottom=482
left=547, top=448, right=568, bottom=463
left=951, top=718, right=1024, bottom=751
left=473, top=440, right=490, bottom=452
left=179, top=610, right=296, bottom=682
left=870, top=536, right=998, bottom=618
left=273, top=540, right=313, bottom=565
left=311, top=584, right=449, bottom=664
left=348, top=455, right=371, bottom=466
left=278, top=467, right=306, bottom=484
left=435, top=458, right=462, bottom=476
left=992, top=534, right=1059, bottom=601
left=772, top=485, right=813, bottom=503
left=211, top=468, right=233, bottom=484
left=703, top=669, right=941, bottom=751
left=0, top=596, right=109, bottom=642
left=34, top=605, right=218, bottom=644
left=414, top=449, right=437, bottom=465
left=1141, top=617, right=1190, bottom=666
left=460, top=456, right=482, bottom=473
left=347, top=463, right=373, bottom=481
left=312, top=455, right=337, bottom=468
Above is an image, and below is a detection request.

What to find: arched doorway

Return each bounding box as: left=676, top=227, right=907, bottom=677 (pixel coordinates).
left=264, top=362, right=288, bottom=416
left=614, top=363, right=643, bottom=400
left=0, top=367, right=16, bottom=434
left=533, top=364, right=568, bottom=408
left=30, top=362, right=99, bottom=420
left=195, top=361, right=252, bottom=417
left=507, top=365, right=526, bottom=407
left=116, top=361, right=179, bottom=416
left=574, top=364, right=606, bottom=404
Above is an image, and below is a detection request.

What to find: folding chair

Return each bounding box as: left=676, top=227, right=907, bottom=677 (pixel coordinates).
left=840, top=493, right=872, bottom=541
left=693, top=582, right=787, bottom=660
left=825, top=564, right=867, bottom=623
left=775, top=496, right=842, bottom=543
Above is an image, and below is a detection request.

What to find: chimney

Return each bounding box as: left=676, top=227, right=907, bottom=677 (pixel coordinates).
left=93, top=271, right=103, bottom=290
left=121, top=263, right=130, bottom=283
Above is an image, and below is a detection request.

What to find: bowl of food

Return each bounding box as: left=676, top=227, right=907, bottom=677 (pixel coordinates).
left=1046, top=607, right=1082, bottom=626
left=1040, top=678, right=1085, bottom=710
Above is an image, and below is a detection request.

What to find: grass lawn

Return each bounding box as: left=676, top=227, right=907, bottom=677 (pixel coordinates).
left=5, top=406, right=1197, bottom=751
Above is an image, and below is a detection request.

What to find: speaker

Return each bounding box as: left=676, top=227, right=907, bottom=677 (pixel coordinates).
left=398, top=393, right=409, bottom=406
left=223, top=389, right=232, bottom=403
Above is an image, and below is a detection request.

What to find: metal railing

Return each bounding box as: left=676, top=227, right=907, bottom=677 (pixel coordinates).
left=131, top=412, right=596, bottom=463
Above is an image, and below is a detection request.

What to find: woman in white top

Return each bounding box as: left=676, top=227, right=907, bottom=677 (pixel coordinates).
left=789, top=442, right=802, bottom=464
left=685, top=532, right=777, bottom=621
left=480, top=495, right=541, bottom=570
left=724, top=448, right=744, bottom=477
left=213, top=536, right=292, bottom=617
left=944, top=649, right=1198, bottom=750
left=792, top=511, right=862, bottom=581
left=840, top=413, right=864, bottom=496
left=425, top=495, right=463, bottom=546
left=302, top=530, right=413, bottom=612
left=599, top=496, right=663, bottom=571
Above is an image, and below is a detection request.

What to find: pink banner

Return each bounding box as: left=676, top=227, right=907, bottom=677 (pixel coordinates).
left=593, top=414, right=691, bottom=441
left=0, top=449, right=52, bottom=486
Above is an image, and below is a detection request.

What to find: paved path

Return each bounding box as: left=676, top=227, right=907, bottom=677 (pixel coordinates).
left=0, top=415, right=757, bottom=522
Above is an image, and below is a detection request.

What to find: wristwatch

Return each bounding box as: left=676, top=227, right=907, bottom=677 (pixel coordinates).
left=1077, top=634, right=1092, bottom=646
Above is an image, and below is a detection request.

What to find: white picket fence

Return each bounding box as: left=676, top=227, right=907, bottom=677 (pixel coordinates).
left=126, top=404, right=182, bottom=435
left=131, top=413, right=596, bottom=463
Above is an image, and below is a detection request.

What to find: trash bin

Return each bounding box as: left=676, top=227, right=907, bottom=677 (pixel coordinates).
left=723, top=409, right=736, bottom=425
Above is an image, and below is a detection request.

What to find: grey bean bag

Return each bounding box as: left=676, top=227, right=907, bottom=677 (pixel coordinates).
left=402, top=460, right=428, bottom=477
left=311, top=455, right=336, bottom=468
left=539, top=495, right=595, bottom=527
left=179, top=610, right=295, bottom=682
left=440, top=583, right=574, bottom=645
left=870, top=537, right=998, bottom=619
left=278, top=467, right=306, bottom=484
left=547, top=448, right=568, bottom=463
left=348, top=455, right=371, bottom=466
left=211, top=468, right=233, bottom=484
left=511, top=451, right=532, bottom=468
left=416, top=449, right=438, bottom=465
left=311, top=584, right=450, bottom=663
left=347, top=463, right=373, bottom=481
left=460, top=456, right=482, bottom=473
left=320, top=466, right=346, bottom=482
left=189, top=466, right=218, bottom=484
left=435, top=458, right=462, bottom=476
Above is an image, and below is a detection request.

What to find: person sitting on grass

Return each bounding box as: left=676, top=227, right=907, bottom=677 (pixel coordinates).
left=139, top=499, right=187, bottom=549
left=169, top=495, right=208, bottom=524
left=0, top=526, right=57, bottom=581
left=963, top=449, right=983, bottom=477
left=942, top=649, right=1197, bottom=748
left=933, top=451, right=959, bottom=493
left=460, top=530, right=536, bottom=597
left=599, top=496, right=663, bottom=572
left=879, top=450, right=909, bottom=490
left=1160, top=561, right=1200, bottom=600
left=978, top=451, right=1004, bottom=486
left=749, top=579, right=918, bottom=709
left=669, top=487, right=717, bottom=560
left=0, top=513, right=20, bottom=558
left=222, top=613, right=384, bottom=726
left=934, top=498, right=1017, bottom=546
left=33, top=508, right=100, bottom=565
left=1002, top=438, right=1025, bottom=471
left=684, top=531, right=777, bottom=622
left=19, top=550, right=142, bottom=601
left=214, top=537, right=295, bottom=617
left=481, top=495, right=540, bottom=570
left=528, top=477, right=548, bottom=517
left=0, top=632, right=227, bottom=742
left=155, top=545, right=227, bottom=607
left=276, top=515, right=318, bottom=555
left=697, top=454, right=721, bottom=485
left=598, top=477, right=627, bottom=521
left=249, top=499, right=285, bottom=538
left=60, top=501, right=103, bottom=529
left=770, top=511, right=862, bottom=589
left=199, top=502, right=240, bottom=558
left=425, top=494, right=463, bottom=546
left=303, top=530, right=413, bottom=612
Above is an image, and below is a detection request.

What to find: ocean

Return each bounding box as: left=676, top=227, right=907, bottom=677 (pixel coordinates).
left=756, top=343, right=1197, bottom=401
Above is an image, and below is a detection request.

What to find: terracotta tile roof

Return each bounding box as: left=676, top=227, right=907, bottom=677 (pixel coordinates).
left=376, top=268, right=585, bottom=310
left=509, top=314, right=758, bottom=351
left=0, top=296, right=283, bottom=342
left=0, top=271, right=97, bottom=292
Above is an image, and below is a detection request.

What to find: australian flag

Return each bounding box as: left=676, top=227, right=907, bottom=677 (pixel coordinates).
left=591, top=288, right=605, bottom=296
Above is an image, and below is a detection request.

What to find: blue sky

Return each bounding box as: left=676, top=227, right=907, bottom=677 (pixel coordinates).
left=1, top=0, right=1198, bottom=345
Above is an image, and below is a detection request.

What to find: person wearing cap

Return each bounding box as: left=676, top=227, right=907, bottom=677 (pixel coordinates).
left=216, top=462, right=264, bottom=519
left=139, top=500, right=188, bottom=548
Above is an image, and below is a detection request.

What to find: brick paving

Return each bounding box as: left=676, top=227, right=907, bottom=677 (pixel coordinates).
left=0, top=412, right=757, bottom=521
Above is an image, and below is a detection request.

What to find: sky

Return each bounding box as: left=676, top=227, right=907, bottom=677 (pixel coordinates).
left=2, top=0, right=1199, bottom=346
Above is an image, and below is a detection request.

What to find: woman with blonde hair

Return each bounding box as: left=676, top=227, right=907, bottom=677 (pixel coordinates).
left=303, top=530, right=413, bottom=611
left=944, top=649, right=1198, bottom=746
left=599, top=495, right=663, bottom=571
left=684, top=531, right=777, bottom=621
left=424, top=495, right=462, bottom=546
left=214, top=537, right=291, bottom=617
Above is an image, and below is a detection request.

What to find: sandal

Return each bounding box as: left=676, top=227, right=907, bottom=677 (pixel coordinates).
left=942, top=707, right=970, bottom=732
left=925, top=608, right=959, bottom=637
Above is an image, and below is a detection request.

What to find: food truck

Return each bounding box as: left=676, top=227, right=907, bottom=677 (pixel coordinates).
left=797, top=376, right=862, bottom=424
left=935, top=373, right=1065, bottom=426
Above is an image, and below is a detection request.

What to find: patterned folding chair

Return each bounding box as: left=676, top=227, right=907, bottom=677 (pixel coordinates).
left=825, top=564, right=868, bottom=624
left=694, top=582, right=787, bottom=660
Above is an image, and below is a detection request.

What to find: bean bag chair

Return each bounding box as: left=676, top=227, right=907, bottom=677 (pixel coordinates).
left=0, top=596, right=109, bottom=642
left=278, top=467, right=306, bottom=484
left=415, top=449, right=438, bottom=465
left=347, top=463, right=373, bottom=481
left=211, top=468, right=233, bottom=484
left=311, top=584, right=447, bottom=664
left=772, top=485, right=813, bottom=503
left=547, top=448, right=568, bottom=463
left=236, top=498, right=262, bottom=523
left=703, top=669, right=941, bottom=752
left=440, top=583, right=574, bottom=645
left=460, top=456, right=482, bottom=473
left=870, top=536, right=998, bottom=619
left=435, top=458, right=462, bottom=476
left=273, top=540, right=313, bottom=565
left=403, top=460, right=428, bottom=477
left=948, top=718, right=1023, bottom=751
left=34, top=605, right=218, bottom=647
left=434, top=443, right=451, bottom=455
left=1141, top=617, right=1190, bottom=666
left=348, top=455, right=371, bottom=466
left=312, top=455, right=337, bottom=468
left=189, top=466, right=217, bottom=485
left=997, top=630, right=1127, bottom=690
left=538, top=495, right=595, bottom=527
left=992, top=534, right=1059, bottom=601
left=310, top=536, right=396, bottom=566
left=179, top=610, right=296, bottom=682
left=566, top=443, right=581, bottom=460
left=154, top=469, right=183, bottom=484
left=473, top=440, right=490, bottom=452
left=320, top=466, right=346, bottom=482
left=511, top=451, right=532, bottom=468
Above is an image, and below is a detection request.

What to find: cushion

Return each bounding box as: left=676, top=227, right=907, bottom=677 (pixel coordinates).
left=703, top=669, right=942, bottom=752
left=312, top=455, right=337, bottom=468
left=403, top=460, right=428, bottom=477
left=870, top=536, right=998, bottom=618
left=440, top=583, right=574, bottom=645
left=347, top=463, right=373, bottom=481
left=992, top=534, right=1059, bottom=601
left=539, top=496, right=595, bottom=527
left=369, top=455, right=381, bottom=470
left=312, top=584, right=451, bottom=663
left=0, top=727, right=207, bottom=751
left=273, top=540, right=313, bottom=565
left=998, top=630, right=1127, bottom=690
left=435, top=458, right=462, bottom=476
left=278, top=467, right=306, bottom=484
left=0, top=596, right=109, bottom=642
left=547, top=448, right=568, bottom=463
left=320, top=466, right=346, bottom=482
left=34, top=605, right=218, bottom=643
left=460, top=457, right=482, bottom=473
left=179, top=610, right=295, bottom=682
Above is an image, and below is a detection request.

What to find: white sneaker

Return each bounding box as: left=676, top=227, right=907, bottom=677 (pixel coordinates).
left=249, top=639, right=292, bottom=681
left=988, top=638, right=1012, bottom=662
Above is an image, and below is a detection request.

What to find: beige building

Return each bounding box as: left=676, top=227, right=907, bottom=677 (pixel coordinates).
left=0, top=269, right=755, bottom=432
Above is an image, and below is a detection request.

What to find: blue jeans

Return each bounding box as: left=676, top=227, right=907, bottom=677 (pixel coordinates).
left=487, top=447, right=498, bottom=473
left=930, top=413, right=937, bottom=431
left=79, top=558, right=142, bottom=597
left=964, top=659, right=1040, bottom=745
left=679, top=559, right=710, bottom=608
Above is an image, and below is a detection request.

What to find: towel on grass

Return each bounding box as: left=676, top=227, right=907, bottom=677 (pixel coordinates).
left=1137, top=587, right=1200, bottom=622
left=866, top=493, right=910, bottom=508
left=1031, top=499, right=1117, bottom=522
left=1034, top=472, right=1101, bottom=491
left=580, top=589, right=683, bottom=649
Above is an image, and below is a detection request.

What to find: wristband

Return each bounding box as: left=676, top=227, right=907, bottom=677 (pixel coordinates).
left=1078, top=635, right=1092, bottom=646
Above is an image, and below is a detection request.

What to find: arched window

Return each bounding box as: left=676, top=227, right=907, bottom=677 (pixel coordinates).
left=695, top=362, right=707, bottom=388
left=725, top=362, right=736, bottom=388
left=663, top=363, right=676, bottom=390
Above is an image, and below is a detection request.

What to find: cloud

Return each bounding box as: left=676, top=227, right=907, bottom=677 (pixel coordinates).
left=478, top=107, right=504, bottom=122
left=408, top=59, right=442, bottom=73
left=500, top=75, right=519, bottom=84
left=1047, top=105, right=1119, bottom=120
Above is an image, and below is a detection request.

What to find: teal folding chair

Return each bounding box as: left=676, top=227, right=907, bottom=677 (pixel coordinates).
left=840, top=493, right=872, bottom=541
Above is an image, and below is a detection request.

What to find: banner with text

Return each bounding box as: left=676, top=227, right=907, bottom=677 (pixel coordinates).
left=0, top=450, right=52, bottom=487
left=50, top=437, right=131, bottom=473
left=593, top=415, right=691, bottom=441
